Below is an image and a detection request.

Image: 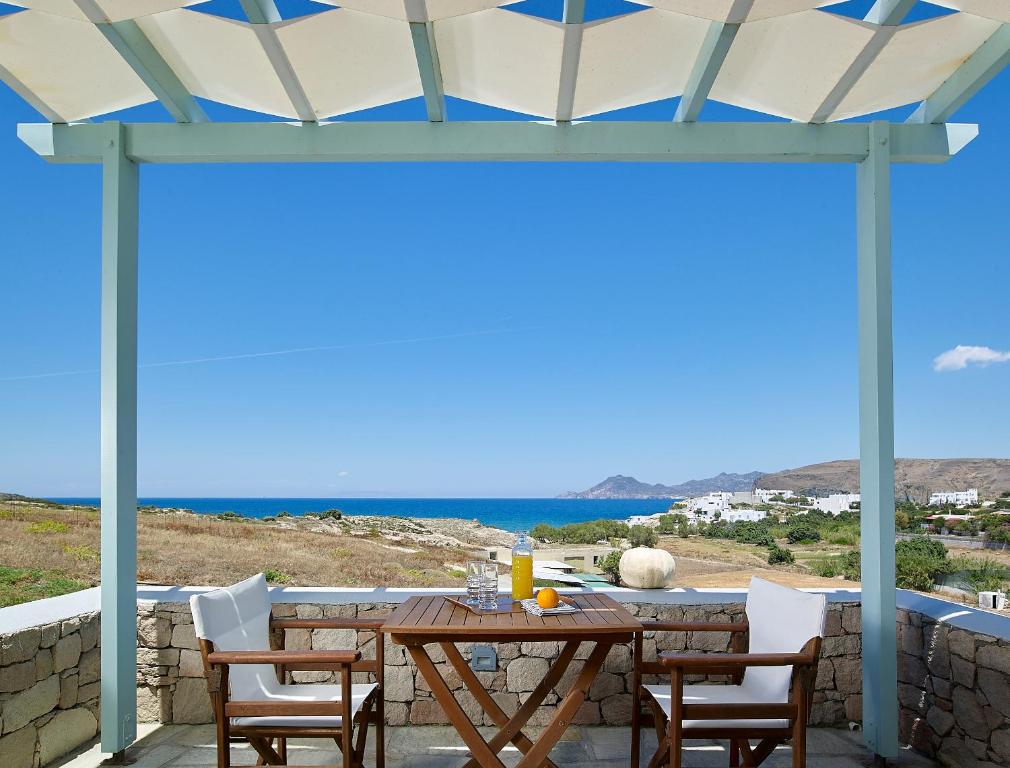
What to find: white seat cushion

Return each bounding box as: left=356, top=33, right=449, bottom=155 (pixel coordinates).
left=643, top=684, right=789, bottom=731
left=232, top=682, right=377, bottom=728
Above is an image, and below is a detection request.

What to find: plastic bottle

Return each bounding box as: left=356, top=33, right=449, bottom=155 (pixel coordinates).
left=511, top=531, right=534, bottom=601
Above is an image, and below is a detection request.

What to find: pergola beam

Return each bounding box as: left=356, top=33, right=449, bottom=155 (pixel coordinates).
left=73, top=0, right=206, bottom=123
left=555, top=0, right=586, bottom=122
left=410, top=21, right=446, bottom=122
left=809, top=0, right=916, bottom=124
left=907, top=25, right=1010, bottom=124
left=674, top=20, right=741, bottom=123
left=16, top=120, right=978, bottom=165
left=239, top=0, right=315, bottom=122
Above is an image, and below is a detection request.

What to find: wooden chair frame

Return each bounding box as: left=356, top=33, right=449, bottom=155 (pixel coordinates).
left=198, top=614, right=386, bottom=768
left=631, top=619, right=821, bottom=768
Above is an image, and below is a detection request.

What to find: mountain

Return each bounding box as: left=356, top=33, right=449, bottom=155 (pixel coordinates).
left=558, top=471, right=765, bottom=500
left=754, top=458, right=1010, bottom=503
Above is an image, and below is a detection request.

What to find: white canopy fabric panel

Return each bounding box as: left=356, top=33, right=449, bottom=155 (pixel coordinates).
left=0, top=2, right=1006, bottom=123
left=830, top=12, right=1002, bottom=121
left=7, top=1, right=198, bottom=23
left=635, top=0, right=837, bottom=22
left=136, top=10, right=298, bottom=119
left=435, top=9, right=564, bottom=117
left=709, top=11, right=875, bottom=122
left=0, top=10, right=154, bottom=121
left=277, top=9, right=421, bottom=119
left=930, top=1, right=1010, bottom=23
left=328, top=0, right=519, bottom=22
left=572, top=9, right=709, bottom=118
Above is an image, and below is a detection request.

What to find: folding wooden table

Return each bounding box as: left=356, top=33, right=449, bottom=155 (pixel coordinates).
left=383, top=594, right=641, bottom=768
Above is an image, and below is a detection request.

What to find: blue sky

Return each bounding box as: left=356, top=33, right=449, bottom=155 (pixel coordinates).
left=1, top=1, right=1008, bottom=498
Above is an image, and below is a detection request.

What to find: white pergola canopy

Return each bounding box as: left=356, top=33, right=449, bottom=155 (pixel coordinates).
left=0, top=0, right=1006, bottom=123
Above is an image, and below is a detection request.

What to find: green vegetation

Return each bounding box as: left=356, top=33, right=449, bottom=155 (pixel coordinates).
left=0, top=566, right=89, bottom=608
left=26, top=520, right=69, bottom=534
left=786, top=522, right=821, bottom=544
left=628, top=525, right=659, bottom=548
left=263, top=568, right=290, bottom=584
left=599, top=551, right=622, bottom=585
left=767, top=545, right=795, bottom=565
left=320, top=509, right=342, bottom=520
left=63, top=544, right=99, bottom=561
left=531, top=519, right=631, bottom=545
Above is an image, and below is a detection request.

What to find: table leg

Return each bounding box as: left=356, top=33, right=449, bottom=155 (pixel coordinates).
left=407, top=645, right=507, bottom=768
left=447, top=641, right=578, bottom=768
left=514, top=641, right=612, bottom=768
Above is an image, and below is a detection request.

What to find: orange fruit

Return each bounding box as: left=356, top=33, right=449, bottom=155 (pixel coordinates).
left=536, top=587, right=559, bottom=609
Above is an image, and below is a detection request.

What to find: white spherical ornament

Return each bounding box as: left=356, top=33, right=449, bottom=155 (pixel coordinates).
left=618, top=547, right=676, bottom=589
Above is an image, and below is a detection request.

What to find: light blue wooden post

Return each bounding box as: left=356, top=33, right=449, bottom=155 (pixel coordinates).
left=99, top=121, right=139, bottom=757
left=857, top=120, right=898, bottom=761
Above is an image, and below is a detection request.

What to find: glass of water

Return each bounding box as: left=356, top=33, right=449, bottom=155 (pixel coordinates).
left=479, top=562, right=499, bottom=610
left=465, top=560, right=482, bottom=605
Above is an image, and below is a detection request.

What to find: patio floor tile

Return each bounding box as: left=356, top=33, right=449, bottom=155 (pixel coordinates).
left=49, top=724, right=940, bottom=768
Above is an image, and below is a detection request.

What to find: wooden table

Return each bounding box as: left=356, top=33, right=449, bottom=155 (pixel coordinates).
left=383, top=594, right=641, bottom=768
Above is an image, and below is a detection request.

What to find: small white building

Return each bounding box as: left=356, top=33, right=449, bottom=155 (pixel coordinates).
left=928, top=489, right=979, bottom=507
left=721, top=508, right=769, bottom=523
left=755, top=489, right=796, bottom=503
left=811, top=493, right=861, bottom=516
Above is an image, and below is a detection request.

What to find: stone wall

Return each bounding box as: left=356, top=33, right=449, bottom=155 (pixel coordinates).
left=0, top=612, right=100, bottom=768
left=896, top=607, right=1010, bottom=767
left=138, top=599, right=863, bottom=730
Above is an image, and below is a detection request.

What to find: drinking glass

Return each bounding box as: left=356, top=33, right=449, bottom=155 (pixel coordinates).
left=465, top=560, right=482, bottom=606
left=479, top=562, right=499, bottom=610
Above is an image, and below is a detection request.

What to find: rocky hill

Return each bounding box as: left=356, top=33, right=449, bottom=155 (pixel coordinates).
left=755, top=458, right=1010, bottom=503
left=559, top=471, right=764, bottom=499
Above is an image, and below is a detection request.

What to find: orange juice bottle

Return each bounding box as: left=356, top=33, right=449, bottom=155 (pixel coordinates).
left=511, top=531, right=534, bottom=601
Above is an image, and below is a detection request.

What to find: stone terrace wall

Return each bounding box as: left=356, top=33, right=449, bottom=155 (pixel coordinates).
left=896, top=606, right=1010, bottom=767
left=0, top=612, right=100, bottom=768
left=139, top=599, right=863, bottom=730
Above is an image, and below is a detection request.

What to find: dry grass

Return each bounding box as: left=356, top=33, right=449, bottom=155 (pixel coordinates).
left=656, top=536, right=860, bottom=590
left=0, top=503, right=469, bottom=603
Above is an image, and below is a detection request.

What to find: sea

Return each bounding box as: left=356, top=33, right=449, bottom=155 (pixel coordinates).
left=49, top=497, right=678, bottom=532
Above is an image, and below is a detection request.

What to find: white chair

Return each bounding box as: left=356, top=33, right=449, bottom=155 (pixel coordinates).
left=191, top=573, right=384, bottom=768
left=631, top=577, right=827, bottom=768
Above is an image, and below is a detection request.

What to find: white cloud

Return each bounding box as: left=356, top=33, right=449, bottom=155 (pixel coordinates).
left=337, top=471, right=350, bottom=477
left=933, top=345, right=1010, bottom=372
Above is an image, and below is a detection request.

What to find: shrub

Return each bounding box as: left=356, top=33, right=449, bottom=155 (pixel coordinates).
left=677, top=519, right=691, bottom=538
left=276, top=511, right=292, bottom=518
left=63, top=544, right=99, bottom=561
left=657, top=514, right=684, bottom=534
left=320, top=509, right=342, bottom=520
left=628, top=525, right=659, bottom=548
left=599, top=551, right=622, bottom=585
left=768, top=545, right=795, bottom=565
left=811, top=558, right=839, bottom=578
left=263, top=568, right=290, bottom=584
left=26, top=520, right=69, bottom=534
left=531, top=519, right=630, bottom=545
left=894, top=536, right=951, bottom=591
left=786, top=523, right=822, bottom=544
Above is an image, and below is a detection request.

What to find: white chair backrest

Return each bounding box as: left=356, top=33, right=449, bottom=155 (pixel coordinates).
left=190, top=573, right=280, bottom=701
left=741, top=577, right=826, bottom=703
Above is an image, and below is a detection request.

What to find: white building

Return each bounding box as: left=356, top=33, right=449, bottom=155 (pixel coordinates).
left=755, top=489, right=795, bottom=504
left=721, top=508, right=769, bottom=523
left=928, top=489, right=979, bottom=507
left=810, top=493, right=861, bottom=516
left=686, top=492, right=733, bottom=519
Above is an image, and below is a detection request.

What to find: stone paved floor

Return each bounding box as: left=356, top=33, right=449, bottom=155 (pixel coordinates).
left=53, top=724, right=939, bottom=768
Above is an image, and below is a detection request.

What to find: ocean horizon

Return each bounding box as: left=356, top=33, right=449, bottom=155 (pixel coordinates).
left=48, top=497, right=679, bottom=532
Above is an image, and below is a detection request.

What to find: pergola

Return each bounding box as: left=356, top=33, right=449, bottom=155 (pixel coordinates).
left=3, top=0, right=1009, bottom=763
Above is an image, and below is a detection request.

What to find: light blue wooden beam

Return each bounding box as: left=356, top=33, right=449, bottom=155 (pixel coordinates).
left=809, top=0, right=916, bottom=124
left=907, top=25, right=1010, bottom=124
left=673, top=20, right=740, bottom=123
left=15, top=121, right=979, bottom=165
left=73, top=0, right=206, bottom=123
left=555, top=0, right=586, bottom=122
left=98, top=121, right=139, bottom=758
left=239, top=0, right=316, bottom=122
left=410, top=21, right=445, bottom=122
left=857, top=120, right=898, bottom=761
